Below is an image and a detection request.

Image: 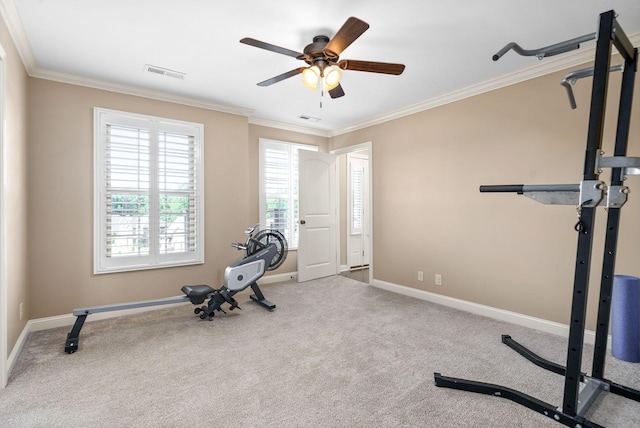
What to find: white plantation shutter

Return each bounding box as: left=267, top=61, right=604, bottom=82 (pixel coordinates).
left=158, top=131, right=198, bottom=255
left=351, top=162, right=364, bottom=235
left=95, top=108, right=204, bottom=274
left=259, top=139, right=317, bottom=248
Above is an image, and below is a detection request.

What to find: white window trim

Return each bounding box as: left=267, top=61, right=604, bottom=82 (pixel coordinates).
left=258, top=138, right=317, bottom=250
left=94, top=107, right=204, bottom=274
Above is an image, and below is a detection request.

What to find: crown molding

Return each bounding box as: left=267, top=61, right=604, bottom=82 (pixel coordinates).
left=329, top=31, right=640, bottom=137
left=29, top=67, right=255, bottom=117
left=248, top=117, right=329, bottom=137
left=0, top=0, right=35, bottom=70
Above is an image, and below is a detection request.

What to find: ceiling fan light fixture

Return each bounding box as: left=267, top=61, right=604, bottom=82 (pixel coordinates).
left=302, top=66, right=321, bottom=90
left=322, top=66, right=342, bottom=91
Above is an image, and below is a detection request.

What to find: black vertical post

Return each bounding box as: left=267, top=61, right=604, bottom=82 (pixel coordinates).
left=591, top=48, right=638, bottom=379
left=562, top=10, right=614, bottom=416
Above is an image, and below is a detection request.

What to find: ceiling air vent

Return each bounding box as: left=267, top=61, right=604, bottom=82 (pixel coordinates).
left=298, top=115, right=321, bottom=122
left=144, top=64, right=186, bottom=80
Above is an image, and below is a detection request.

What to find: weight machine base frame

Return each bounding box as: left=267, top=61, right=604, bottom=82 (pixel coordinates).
left=434, top=334, right=640, bottom=428
left=434, top=372, right=604, bottom=428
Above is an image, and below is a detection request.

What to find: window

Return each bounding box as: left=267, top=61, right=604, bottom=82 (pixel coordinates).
left=94, top=108, right=204, bottom=274
left=259, top=139, right=317, bottom=249
left=350, top=156, right=364, bottom=235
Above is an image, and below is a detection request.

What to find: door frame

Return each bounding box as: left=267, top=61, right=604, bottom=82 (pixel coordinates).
left=0, top=44, right=7, bottom=389
left=331, top=141, right=373, bottom=285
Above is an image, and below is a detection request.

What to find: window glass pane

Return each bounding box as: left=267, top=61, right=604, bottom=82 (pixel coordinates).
left=159, top=193, right=195, bottom=254
left=107, top=193, right=149, bottom=257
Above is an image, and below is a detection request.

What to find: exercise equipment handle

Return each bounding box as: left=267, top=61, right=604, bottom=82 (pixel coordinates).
left=480, top=184, right=580, bottom=193
left=493, top=32, right=595, bottom=61
left=480, top=185, right=524, bottom=193
left=561, top=65, right=623, bottom=109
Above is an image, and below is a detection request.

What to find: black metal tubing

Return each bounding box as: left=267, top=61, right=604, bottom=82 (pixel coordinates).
left=591, top=47, right=637, bottom=380
left=501, top=335, right=576, bottom=378
left=609, top=381, right=640, bottom=402
left=65, top=314, right=88, bottom=354
left=433, top=373, right=604, bottom=428
left=492, top=33, right=595, bottom=61
left=561, top=11, right=617, bottom=416
left=582, top=11, right=614, bottom=181
left=503, top=335, right=640, bottom=402
left=613, top=20, right=636, bottom=63
left=563, top=207, right=596, bottom=415
left=479, top=184, right=580, bottom=194
left=250, top=282, right=276, bottom=310
left=479, top=184, right=524, bottom=193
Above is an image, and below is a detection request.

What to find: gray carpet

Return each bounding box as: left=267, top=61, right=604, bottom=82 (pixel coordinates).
left=2, top=276, right=639, bottom=427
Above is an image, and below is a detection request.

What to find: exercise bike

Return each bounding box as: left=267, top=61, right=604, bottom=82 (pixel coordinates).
left=65, top=224, right=287, bottom=353
left=182, top=224, right=287, bottom=320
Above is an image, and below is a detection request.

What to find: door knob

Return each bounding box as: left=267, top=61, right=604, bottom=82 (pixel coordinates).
left=300, top=220, right=306, bottom=224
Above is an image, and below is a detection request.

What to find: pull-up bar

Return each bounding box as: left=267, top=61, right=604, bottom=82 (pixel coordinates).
left=493, top=32, right=595, bottom=61
left=561, top=65, right=624, bottom=109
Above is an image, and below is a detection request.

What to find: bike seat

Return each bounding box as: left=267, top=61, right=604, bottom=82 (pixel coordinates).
left=181, top=284, right=215, bottom=305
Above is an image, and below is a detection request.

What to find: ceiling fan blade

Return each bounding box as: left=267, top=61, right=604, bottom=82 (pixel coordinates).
left=240, top=37, right=305, bottom=59
left=324, top=17, right=369, bottom=56
left=338, top=59, right=405, bottom=75
left=329, top=84, right=345, bottom=99
left=257, top=67, right=306, bottom=87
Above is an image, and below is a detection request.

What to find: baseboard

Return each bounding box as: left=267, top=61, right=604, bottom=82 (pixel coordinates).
left=7, top=303, right=193, bottom=378
left=259, top=271, right=297, bottom=284
left=371, top=279, right=610, bottom=347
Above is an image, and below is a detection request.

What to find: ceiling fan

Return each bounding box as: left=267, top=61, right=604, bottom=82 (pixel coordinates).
left=240, top=17, right=405, bottom=99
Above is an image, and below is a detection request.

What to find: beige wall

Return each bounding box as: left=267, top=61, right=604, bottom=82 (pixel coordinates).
left=27, top=80, right=255, bottom=318
left=331, top=63, right=640, bottom=329
left=2, top=16, right=29, bottom=358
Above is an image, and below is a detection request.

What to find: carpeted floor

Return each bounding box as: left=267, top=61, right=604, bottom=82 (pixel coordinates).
left=2, top=275, right=639, bottom=427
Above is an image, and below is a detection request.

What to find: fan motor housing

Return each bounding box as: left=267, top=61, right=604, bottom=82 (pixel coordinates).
left=304, top=35, right=338, bottom=64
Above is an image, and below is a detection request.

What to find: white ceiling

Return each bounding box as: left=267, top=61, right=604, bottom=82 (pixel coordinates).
left=4, top=0, right=640, bottom=136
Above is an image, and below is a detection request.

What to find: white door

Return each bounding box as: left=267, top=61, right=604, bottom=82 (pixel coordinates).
left=347, top=153, right=370, bottom=268
left=297, top=151, right=338, bottom=282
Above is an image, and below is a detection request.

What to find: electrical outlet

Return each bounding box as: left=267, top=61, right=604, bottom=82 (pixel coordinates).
left=19, top=302, right=24, bottom=320
left=435, top=274, right=443, bottom=286
left=418, top=271, right=424, bottom=281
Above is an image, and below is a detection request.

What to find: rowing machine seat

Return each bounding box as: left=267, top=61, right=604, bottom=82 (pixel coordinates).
left=181, top=285, right=214, bottom=304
